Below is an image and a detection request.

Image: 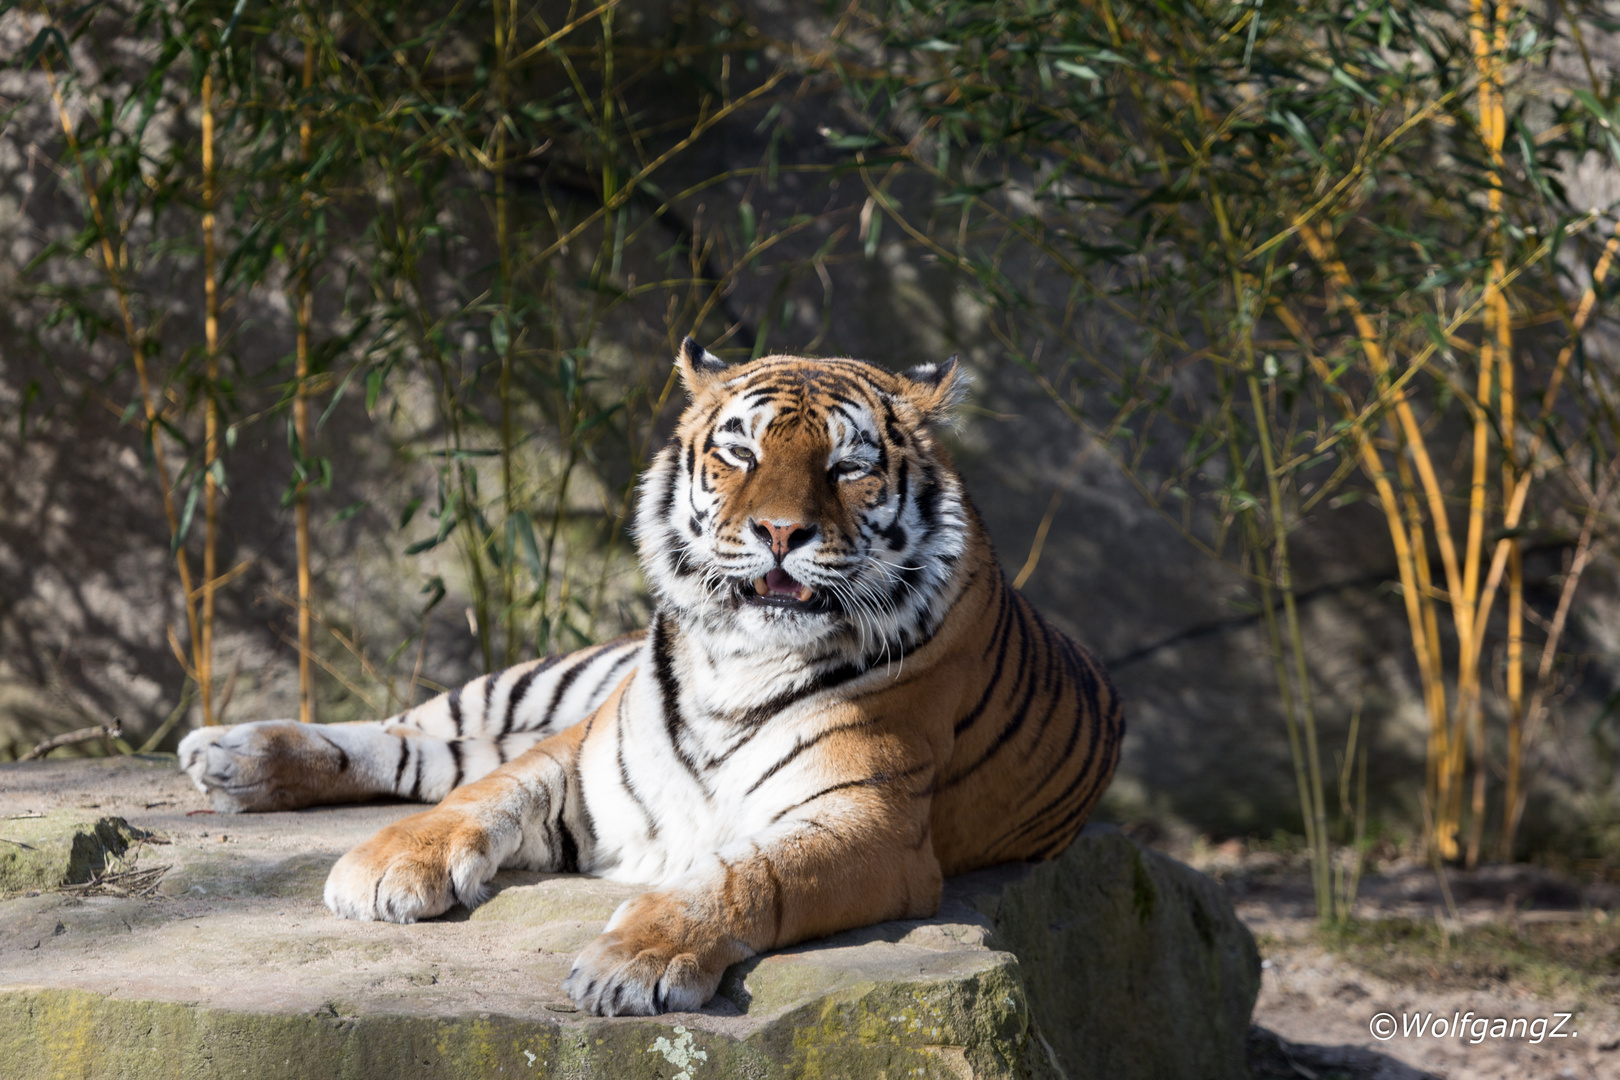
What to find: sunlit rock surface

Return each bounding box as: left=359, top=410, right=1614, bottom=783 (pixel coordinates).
left=0, top=756, right=1258, bottom=1079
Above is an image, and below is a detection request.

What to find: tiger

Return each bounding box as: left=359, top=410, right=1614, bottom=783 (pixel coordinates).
left=178, top=339, right=1124, bottom=1017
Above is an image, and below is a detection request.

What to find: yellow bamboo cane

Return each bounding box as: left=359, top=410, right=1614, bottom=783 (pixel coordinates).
left=200, top=69, right=219, bottom=727
left=295, top=27, right=316, bottom=723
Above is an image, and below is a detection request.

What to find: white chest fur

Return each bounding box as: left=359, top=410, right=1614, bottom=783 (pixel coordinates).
left=577, top=630, right=868, bottom=886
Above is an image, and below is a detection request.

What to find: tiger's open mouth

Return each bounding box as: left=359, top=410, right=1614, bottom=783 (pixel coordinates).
left=739, top=568, right=827, bottom=612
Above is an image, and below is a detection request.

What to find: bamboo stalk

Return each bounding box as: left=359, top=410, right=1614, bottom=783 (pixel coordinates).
left=1275, top=301, right=1455, bottom=860
left=1223, top=382, right=1323, bottom=918
left=295, top=27, right=316, bottom=723
left=1471, top=220, right=1620, bottom=635
left=1502, top=458, right=1620, bottom=852
left=1397, top=438, right=1452, bottom=828
left=199, top=69, right=220, bottom=727
left=1456, top=319, right=1493, bottom=865
left=495, top=0, right=516, bottom=666
left=1297, top=226, right=1472, bottom=639
left=1297, top=224, right=1479, bottom=858
left=1461, top=0, right=1514, bottom=867
left=1234, top=268, right=1330, bottom=919
left=1500, top=541, right=1523, bottom=859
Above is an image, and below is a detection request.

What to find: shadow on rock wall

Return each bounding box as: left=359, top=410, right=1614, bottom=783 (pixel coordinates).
left=2, top=0, right=1618, bottom=856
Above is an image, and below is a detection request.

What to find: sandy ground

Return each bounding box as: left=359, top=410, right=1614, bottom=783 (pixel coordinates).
left=1165, top=838, right=1620, bottom=1080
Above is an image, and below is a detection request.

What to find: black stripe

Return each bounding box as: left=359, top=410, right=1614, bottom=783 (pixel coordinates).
left=1014, top=619, right=1069, bottom=762
left=651, top=615, right=704, bottom=779
left=557, top=817, right=580, bottom=873
left=769, top=777, right=883, bottom=823
left=994, top=692, right=1122, bottom=856
left=758, top=844, right=784, bottom=945
left=614, top=690, right=659, bottom=838
left=447, top=739, right=464, bottom=790
left=953, top=581, right=1016, bottom=737
left=448, top=686, right=465, bottom=736
left=408, top=744, right=424, bottom=801
left=583, top=648, right=638, bottom=711
left=481, top=674, right=497, bottom=728
left=744, top=716, right=878, bottom=797
left=657, top=457, right=679, bottom=516
left=539, top=796, right=562, bottom=870
left=880, top=463, right=910, bottom=550
left=983, top=576, right=1011, bottom=659
left=570, top=746, right=597, bottom=855
left=391, top=736, right=410, bottom=791
left=538, top=650, right=594, bottom=729
left=734, top=659, right=865, bottom=729
left=700, top=659, right=871, bottom=773
left=668, top=539, right=701, bottom=579
left=983, top=645, right=1090, bottom=857
left=768, top=763, right=930, bottom=824
left=1015, top=775, right=1106, bottom=857
left=943, top=597, right=1038, bottom=788
left=502, top=656, right=563, bottom=736
left=954, top=587, right=1013, bottom=736
left=1063, top=634, right=1103, bottom=722
left=312, top=730, right=350, bottom=773
left=914, top=461, right=941, bottom=528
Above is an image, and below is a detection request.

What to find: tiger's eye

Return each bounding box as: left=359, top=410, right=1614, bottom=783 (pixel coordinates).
left=729, top=446, right=755, bottom=464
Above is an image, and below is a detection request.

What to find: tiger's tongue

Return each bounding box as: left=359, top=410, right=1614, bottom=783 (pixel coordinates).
left=752, top=568, right=814, bottom=603
left=765, top=568, right=801, bottom=596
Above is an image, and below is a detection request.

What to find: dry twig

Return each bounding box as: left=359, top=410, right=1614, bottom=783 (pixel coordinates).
left=20, top=719, right=122, bottom=762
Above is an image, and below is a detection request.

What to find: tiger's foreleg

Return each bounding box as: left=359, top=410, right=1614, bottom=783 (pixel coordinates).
left=178, top=721, right=518, bottom=813
left=178, top=640, right=640, bottom=812
left=564, top=778, right=942, bottom=1016
left=323, top=717, right=593, bottom=923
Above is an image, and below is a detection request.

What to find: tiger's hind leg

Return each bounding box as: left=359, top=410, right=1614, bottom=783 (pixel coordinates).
left=179, top=636, right=642, bottom=813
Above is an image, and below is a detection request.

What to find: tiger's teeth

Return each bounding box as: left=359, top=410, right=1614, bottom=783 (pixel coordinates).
left=754, top=577, right=769, bottom=596
left=796, top=585, right=813, bottom=602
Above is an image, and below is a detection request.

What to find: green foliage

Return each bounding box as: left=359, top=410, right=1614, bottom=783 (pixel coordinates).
left=11, top=0, right=1620, bottom=886
left=12, top=0, right=817, bottom=696
left=832, top=0, right=1620, bottom=894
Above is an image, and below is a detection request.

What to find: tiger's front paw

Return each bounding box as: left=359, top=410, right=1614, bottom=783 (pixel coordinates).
left=324, top=809, right=499, bottom=923
left=179, top=720, right=341, bottom=813
left=562, top=896, right=746, bottom=1016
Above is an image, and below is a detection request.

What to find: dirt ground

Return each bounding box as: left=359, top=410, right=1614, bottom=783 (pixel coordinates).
left=1158, top=836, right=1620, bottom=1080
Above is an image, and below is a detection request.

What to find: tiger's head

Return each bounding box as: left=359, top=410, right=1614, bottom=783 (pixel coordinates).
left=636, top=339, right=972, bottom=658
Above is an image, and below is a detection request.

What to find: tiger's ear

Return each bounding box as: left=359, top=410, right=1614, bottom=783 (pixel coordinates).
left=676, top=336, right=729, bottom=396
left=898, top=355, right=969, bottom=424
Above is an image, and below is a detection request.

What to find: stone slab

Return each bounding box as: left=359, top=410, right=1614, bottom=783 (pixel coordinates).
left=0, top=755, right=1259, bottom=1079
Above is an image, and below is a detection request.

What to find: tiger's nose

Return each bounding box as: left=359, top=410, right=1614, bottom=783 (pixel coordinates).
left=749, top=518, right=818, bottom=560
